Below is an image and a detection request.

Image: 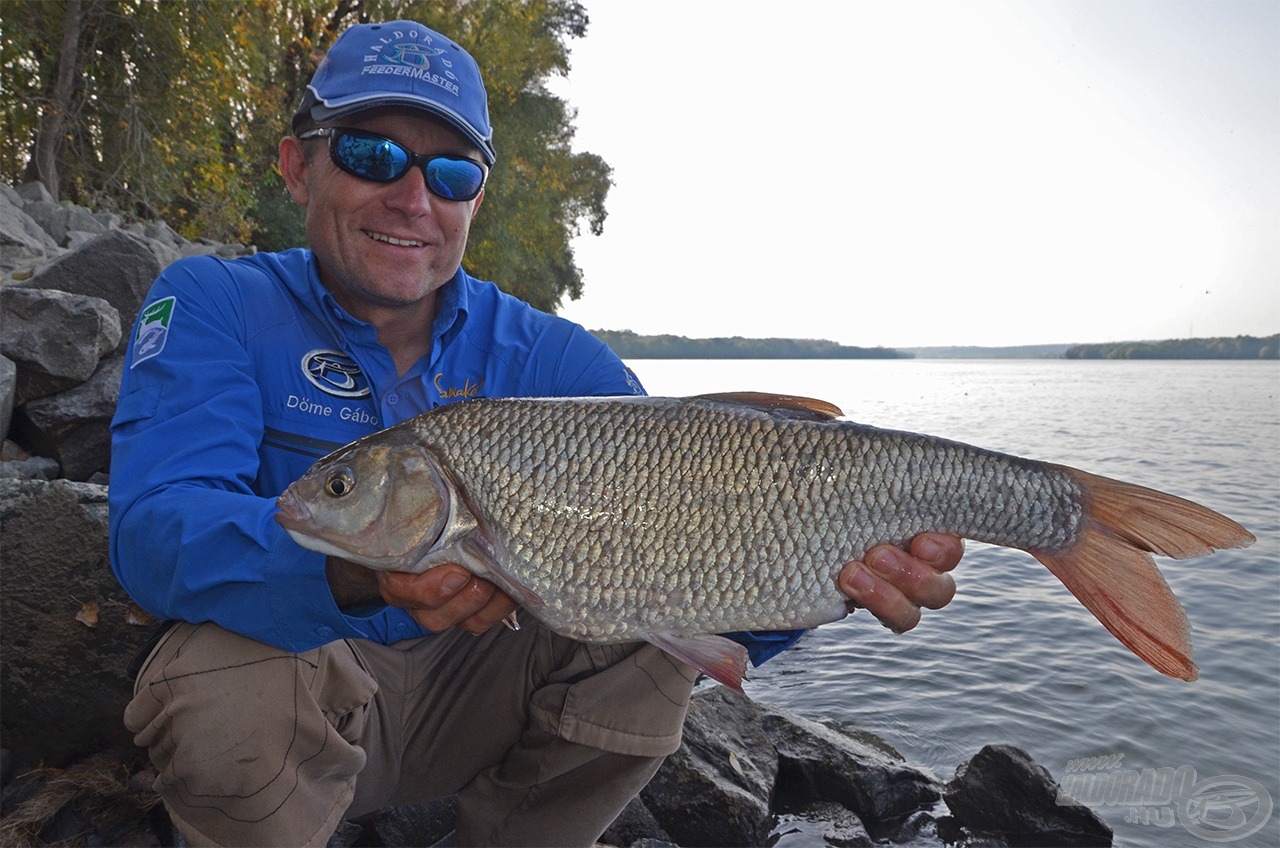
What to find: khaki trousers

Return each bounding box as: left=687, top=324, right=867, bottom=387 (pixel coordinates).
left=124, top=615, right=696, bottom=847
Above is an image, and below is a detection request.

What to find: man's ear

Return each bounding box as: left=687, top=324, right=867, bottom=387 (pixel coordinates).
left=279, top=136, right=310, bottom=205
left=469, top=187, right=485, bottom=219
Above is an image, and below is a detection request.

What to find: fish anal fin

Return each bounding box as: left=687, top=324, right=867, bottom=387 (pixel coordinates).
left=644, top=632, right=750, bottom=692
left=692, top=391, right=844, bottom=422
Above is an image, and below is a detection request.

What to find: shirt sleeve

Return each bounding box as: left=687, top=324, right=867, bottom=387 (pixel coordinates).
left=108, top=259, right=390, bottom=651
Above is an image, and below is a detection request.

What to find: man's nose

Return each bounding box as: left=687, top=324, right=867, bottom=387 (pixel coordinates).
left=383, top=166, right=436, bottom=213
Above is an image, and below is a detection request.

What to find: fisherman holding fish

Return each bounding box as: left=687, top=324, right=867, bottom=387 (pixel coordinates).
left=109, top=20, right=964, bottom=847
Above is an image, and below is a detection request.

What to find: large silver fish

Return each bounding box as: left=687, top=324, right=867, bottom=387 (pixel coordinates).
left=275, top=392, right=1254, bottom=689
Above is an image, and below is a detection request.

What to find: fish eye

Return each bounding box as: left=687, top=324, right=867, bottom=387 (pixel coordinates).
left=325, top=468, right=355, bottom=498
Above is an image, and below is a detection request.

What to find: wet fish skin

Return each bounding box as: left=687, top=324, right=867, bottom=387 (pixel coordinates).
left=276, top=393, right=1255, bottom=688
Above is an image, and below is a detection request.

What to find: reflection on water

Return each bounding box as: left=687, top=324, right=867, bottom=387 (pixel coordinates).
left=629, top=359, right=1280, bottom=848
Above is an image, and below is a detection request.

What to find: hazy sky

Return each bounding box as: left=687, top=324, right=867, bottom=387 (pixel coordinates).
left=546, top=1, right=1279, bottom=348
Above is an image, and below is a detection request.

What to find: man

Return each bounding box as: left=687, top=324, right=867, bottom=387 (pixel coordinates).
left=109, top=20, right=962, bottom=847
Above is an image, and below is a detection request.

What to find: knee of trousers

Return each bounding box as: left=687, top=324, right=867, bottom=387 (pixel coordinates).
left=125, top=622, right=376, bottom=844
left=528, top=636, right=700, bottom=759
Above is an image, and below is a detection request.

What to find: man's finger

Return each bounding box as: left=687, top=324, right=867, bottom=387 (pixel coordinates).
left=909, top=533, right=964, bottom=572
left=378, top=567, right=499, bottom=633
left=840, top=563, right=922, bottom=633
left=865, top=544, right=957, bottom=611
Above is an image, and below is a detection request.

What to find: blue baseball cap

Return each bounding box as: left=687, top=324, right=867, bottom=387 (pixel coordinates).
left=294, top=21, right=496, bottom=164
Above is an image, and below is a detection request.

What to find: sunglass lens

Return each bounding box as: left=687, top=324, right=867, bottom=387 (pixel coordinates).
left=333, top=132, right=410, bottom=182
left=426, top=158, right=485, bottom=200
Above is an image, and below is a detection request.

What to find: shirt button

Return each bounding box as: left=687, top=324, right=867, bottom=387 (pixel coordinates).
left=387, top=393, right=399, bottom=405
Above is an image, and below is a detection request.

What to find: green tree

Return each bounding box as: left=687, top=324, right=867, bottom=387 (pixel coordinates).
left=1, top=0, right=609, bottom=312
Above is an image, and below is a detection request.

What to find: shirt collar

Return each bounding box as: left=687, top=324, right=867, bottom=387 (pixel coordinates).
left=429, top=267, right=471, bottom=353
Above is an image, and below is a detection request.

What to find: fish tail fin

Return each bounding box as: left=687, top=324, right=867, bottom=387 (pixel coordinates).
left=1033, top=468, right=1255, bottom=682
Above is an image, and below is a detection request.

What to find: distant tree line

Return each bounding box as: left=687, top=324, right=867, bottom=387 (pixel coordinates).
left=593, top=330, right=910, bottom=359
left=1064, top=335, right=1278, bottom=360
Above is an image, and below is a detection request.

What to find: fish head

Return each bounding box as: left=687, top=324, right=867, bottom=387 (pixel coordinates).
left=275, top=431, right=451, bottom=571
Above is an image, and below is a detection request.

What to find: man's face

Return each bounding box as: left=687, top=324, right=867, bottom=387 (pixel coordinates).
left=282, top=107, right=486, bottom=318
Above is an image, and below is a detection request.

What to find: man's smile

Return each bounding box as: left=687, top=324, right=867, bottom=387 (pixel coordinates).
left=364, top=229, right=427, bottom=248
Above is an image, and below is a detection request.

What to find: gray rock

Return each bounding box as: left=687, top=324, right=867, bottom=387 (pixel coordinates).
left=14, top=181, right=54, bottom=204
left=10, top=357, right=123, bottom=481
left=0, top=286, right=121, bottom=404
left=787, top=800, right=874, bottom=848
left=143, top=220, right=184, bottom=249
left=601, top=794, right=673, bottom=846
left=0, top=354, right=14, bottom=438
left=641, top=686, right=778, bottom=846
left=944, top=744, right=1112, bottom=847
left=22, top=199, right=69, bottom=245
left=63, top=205, right=108, bottom=240
left=0, top=455, right=60, bottom=480
left=0, top=191, right=59, bottom=272
left=22, top=229, right=161, bottom=344
left=0, top=479, right=156, bottom=766
left=760, top=701, right=941, bottom=833
left=351, top=797, right=456, bottom=847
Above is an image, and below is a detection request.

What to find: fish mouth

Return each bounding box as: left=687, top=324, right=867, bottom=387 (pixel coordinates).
left=274, top=487, right=313, bottom=532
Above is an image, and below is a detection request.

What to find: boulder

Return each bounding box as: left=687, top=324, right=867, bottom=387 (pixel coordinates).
left=0, top=355, right=14, bottom=439
left=601, top=795, right=673, bottom=846
left=350, top=798, right=457, bottom=847
left=0, top=191, right=60, bottom=273
left=944, top=744, right=1112, bottom=847
left=10, top=357, right=123, bottom=481
left=0, top=479, right=158, bottom=767
left=759, top=701, right=941, bottom=834
left=0, top=286, right=121, bottom=404
left=22, top=229, right=161, bottom=345
left=640, top=687, right=778, bottom=846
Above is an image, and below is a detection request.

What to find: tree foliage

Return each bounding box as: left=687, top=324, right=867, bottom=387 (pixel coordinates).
left=592, top=330, right=912, bottom=360
left=0, top=0, right=609, bottom=311
left=1064, top=335, right=1279, bottom=360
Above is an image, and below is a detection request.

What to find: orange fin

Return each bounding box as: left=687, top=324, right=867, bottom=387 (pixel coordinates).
left=644, top=632, right=750, bottom=692
left=1033, top=468, right=1255, bottom=682
left=692, top=391, right=844, bottom=421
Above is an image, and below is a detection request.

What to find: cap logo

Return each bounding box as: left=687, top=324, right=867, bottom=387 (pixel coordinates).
left=360, top=29, right=460, bottom=95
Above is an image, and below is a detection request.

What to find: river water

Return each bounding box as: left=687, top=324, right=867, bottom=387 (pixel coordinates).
left=626, top=359, right=1279, bottom=848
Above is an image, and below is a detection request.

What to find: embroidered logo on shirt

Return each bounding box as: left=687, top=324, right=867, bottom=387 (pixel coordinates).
left=131, top=296, right=176, bottom=368
left=433, top=372, right=483, bottom=400
left=301, top=349, right=372, bottom=398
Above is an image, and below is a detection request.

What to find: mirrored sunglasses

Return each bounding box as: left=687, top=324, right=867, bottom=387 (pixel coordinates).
left=298, top=127, right=487, bottom=201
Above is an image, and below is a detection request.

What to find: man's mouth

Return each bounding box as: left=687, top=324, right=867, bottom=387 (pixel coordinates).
left=365, top=230, right=426, bottom=248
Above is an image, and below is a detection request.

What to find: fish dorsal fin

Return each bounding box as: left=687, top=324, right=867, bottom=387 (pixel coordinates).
left=691, top=391, right=844, bottom=422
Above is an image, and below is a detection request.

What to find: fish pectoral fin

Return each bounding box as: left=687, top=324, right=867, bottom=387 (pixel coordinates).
left=455, top=538, right=548, bottom=612
left=643, top=632, right=750, bottom=692
left=691, top=391, right=844, bottom=422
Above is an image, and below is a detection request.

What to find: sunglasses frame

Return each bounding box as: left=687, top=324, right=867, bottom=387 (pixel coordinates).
left=298, top=127, right=488, bottom=201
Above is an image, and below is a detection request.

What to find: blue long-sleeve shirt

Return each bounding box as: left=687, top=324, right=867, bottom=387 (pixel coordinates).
left=109, top=249, right=801, bottom=662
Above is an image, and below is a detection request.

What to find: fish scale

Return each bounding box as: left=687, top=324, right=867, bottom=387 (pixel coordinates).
left=404, top=397, right=1085, bottom=641
left=276, top=392, right=1255, bottom=686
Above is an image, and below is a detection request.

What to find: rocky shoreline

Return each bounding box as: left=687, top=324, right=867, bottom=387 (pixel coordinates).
left=0, top=185, right=1113, bottom=846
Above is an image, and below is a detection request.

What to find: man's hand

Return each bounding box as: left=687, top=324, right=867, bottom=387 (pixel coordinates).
left=839, top=533, right=962, bottom=633
left=378, top=565, right=519, bottom=635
